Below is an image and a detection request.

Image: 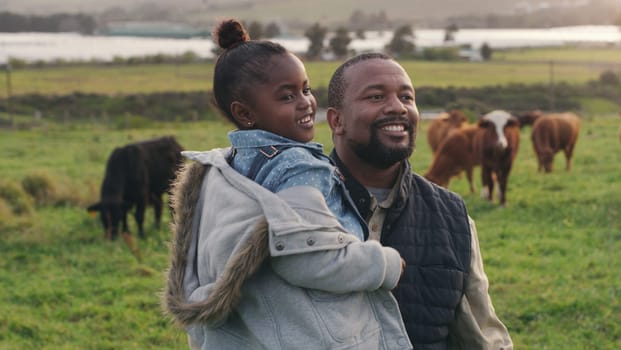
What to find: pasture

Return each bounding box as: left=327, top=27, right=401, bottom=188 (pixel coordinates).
left=1, top=46, right=620, bottom=96
left=1, top=113, right=620, bottom=348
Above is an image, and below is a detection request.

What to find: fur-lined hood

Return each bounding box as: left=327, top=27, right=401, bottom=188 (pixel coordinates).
left=162, top=149, right=355, bottom=327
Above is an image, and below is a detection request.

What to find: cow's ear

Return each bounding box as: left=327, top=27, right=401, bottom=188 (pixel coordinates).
left=230, top=101, right=253, bottom=127
left=87, top=203, right=100, bottom=217
left=507, top=117, right=520, bottom=127
left=478, top=119, right=490, bottom=128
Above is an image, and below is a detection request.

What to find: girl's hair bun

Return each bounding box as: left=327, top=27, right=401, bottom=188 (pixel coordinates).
left=214, top=19, right=251, bottom=50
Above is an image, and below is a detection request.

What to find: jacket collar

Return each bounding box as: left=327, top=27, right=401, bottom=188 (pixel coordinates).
left=329, top=150, right=413, bottom=222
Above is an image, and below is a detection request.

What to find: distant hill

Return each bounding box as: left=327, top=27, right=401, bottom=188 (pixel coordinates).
left=2, top=0, right=620, bottom=31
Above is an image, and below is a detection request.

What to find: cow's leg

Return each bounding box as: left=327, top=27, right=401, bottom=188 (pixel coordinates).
left=497, top=169, right=508, bottom=206
left=564, top=144, right=575, bottom=171
left=152, top=194, right=163, bottom=230
left=466, top=166, right=475, bottom=194
left=480, top=166, right=494, bottom=201
left=134, top=199, right=146, bottom=239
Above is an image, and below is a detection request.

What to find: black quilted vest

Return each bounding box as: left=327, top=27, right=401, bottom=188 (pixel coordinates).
left=331, top=151, right=471, bottom=350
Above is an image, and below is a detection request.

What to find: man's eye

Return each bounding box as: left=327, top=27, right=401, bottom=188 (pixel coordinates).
left=367, top=94, right=383, bottom=101
left=401, top=95, right=414, bottom=101
left=303, top=87, right=312, bottom=95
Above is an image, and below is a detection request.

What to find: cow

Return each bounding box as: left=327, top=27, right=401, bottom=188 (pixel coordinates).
left=424, top=110, right=520, bottom=206
left=87, top=136, right=184, bottom=240
left=517, top=109, right=543, bottom=129
left=472, top=110, right=520, bottom=206
left=426, top=109, right=469, bottom=153
left=530, top=112, right=580, bottom=173
left=424, top=125, right=479, bottom=193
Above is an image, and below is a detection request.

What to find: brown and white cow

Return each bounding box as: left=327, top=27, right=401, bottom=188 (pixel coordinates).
left=531, top=112, right=580, bottom=173
left=426, top=109, right=469, bottom=153
left=424, top=110, right=520, bottom=205
left=472, top=110, right=520, bottom=206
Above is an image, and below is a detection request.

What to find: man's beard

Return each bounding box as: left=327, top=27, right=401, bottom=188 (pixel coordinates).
left=350, top=124, right=415, bottom=169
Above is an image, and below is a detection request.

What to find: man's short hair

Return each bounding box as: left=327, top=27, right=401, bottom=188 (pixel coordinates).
left=327, top=52, right=393, bottom=109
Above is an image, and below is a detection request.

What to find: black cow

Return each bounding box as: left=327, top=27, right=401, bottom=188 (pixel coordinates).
left=87, top=136, right=184, bottom=240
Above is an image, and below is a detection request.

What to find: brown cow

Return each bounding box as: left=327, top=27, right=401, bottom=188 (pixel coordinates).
left=424, top=125, right=479, bottom=193
left=424, top=110, right=520, bottom=205
left=472, top=110, right=520, bottom=206
left=426, top=109, right=469, bottom=153
left=531, top=112, right=580, bottom=173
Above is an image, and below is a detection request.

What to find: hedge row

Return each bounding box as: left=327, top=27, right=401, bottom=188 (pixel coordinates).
left=1, top=79, right=619, bottom=124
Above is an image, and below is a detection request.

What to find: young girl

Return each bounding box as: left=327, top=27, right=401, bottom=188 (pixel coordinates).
left=164, top=19, right=412, bottom=350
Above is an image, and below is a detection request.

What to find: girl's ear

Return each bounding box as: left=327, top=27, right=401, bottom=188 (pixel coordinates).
left=231, top=101, right=254, bottom=127
left=326, top=107, right=344, bottom=135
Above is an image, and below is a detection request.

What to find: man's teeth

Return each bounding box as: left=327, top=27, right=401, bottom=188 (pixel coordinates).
left=298, top=116, right=312, bottom=124
left=382, top=124, right=405, bottom=132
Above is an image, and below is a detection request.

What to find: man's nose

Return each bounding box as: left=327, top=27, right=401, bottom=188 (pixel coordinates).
left=384, top=94, right=407, bottom=115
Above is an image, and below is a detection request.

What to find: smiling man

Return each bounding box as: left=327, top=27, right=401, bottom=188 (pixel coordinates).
left=327, top=53, right=513, bottom=350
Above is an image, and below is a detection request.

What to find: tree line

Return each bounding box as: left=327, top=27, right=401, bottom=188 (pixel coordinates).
left=0, top=12, right=96, bottom=34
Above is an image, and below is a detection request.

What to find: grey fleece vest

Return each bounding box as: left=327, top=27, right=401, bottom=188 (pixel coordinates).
left=382, top=173, right=471, bottom=350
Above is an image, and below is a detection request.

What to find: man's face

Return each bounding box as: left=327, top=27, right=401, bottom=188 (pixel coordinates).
left=333, top=59, right=419, bottom=168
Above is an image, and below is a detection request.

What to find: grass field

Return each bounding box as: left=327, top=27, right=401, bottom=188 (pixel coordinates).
left=1, top=46, right=620, bottom=96
left=1, top=113, right=620, bottom=349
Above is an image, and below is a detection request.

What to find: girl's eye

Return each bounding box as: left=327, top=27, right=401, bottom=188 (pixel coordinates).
left=282, top=94, right=294, bottom=101
left=303, top=87, right=312, bottom=95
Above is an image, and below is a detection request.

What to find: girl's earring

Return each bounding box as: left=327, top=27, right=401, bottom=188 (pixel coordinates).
left=247, top=121, right=253, bottom=127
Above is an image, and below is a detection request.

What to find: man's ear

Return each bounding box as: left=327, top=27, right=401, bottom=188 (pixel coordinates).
left=326, top=107, right=345, bottom=135
left=230, top=101, right=253, bottom=127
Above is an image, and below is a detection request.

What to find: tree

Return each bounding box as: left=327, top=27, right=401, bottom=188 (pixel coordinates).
left=444, top=23, right=458, bottom=43
left=265, top=22, right=281, bottom=38
left=246, top=21, right=263, bottom=39
left=329, top=27, right=352, bottom=59
left=385, top=25, right=415, bottom=58
left=304, top=22, right=327, bottom=60
left=480, top=42, right=492, bottom=61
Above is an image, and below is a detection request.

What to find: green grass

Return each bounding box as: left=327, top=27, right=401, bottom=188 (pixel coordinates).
left=1, top=114, right=620, bottom=348
left=494, top=46, right=621, bottom=64
left=1, top=46, right=619, bottom=96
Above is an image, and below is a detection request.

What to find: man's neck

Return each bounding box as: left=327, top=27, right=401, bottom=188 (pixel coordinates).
left=338, top=152, right=402, bottom=189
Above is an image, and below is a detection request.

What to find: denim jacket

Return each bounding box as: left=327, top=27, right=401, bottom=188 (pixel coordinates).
left=229, top=129, right=365, bottom=240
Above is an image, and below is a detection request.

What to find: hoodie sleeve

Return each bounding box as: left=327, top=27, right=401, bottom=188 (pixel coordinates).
left=269, top=186, right=403, bottom=293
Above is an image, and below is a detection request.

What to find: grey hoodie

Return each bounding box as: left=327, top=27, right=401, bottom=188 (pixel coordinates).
left=163, top=149, right=412, bottom=349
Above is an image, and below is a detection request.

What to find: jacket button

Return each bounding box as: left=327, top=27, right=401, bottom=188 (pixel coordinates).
left=275, top=241, right=285, bottom=250
left=337, top=234, right=344, bottom=243
left=397, top=337, right=409, bottom=346
left=306, top=238, right=315, bottom=246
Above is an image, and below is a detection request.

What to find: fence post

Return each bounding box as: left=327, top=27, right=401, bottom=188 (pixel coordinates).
left=5, top=63, right=13, bottom=129
left=548, top=60, right=556, bottom=111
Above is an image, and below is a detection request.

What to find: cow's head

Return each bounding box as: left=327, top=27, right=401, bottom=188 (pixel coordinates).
left=478, top=110, right=520, bottom=151
left=447, top=109, right=468, bottom=126
left=87, top=200, right=129, bottom=240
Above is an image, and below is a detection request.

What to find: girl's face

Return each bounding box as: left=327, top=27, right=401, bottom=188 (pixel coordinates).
left=245, top=53, right=317, bottom=143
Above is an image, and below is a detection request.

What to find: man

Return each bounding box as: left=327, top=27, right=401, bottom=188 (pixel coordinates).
left=326, top=52, right=513, bottom=349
